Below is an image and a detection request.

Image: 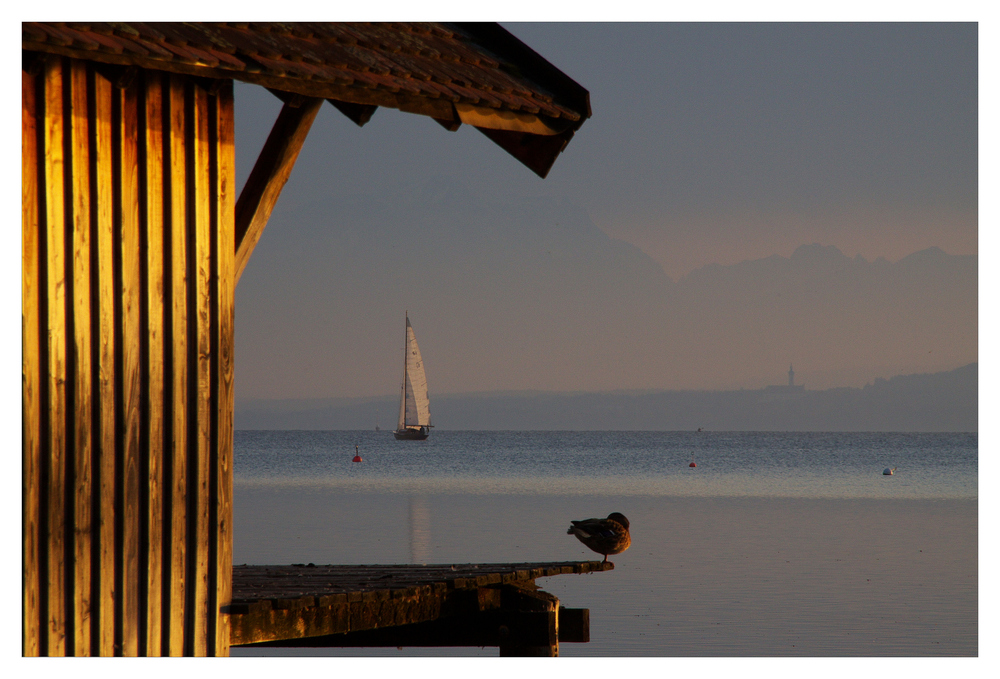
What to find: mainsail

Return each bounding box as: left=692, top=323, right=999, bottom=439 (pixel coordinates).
left=397, top=314, right=431, bottom=432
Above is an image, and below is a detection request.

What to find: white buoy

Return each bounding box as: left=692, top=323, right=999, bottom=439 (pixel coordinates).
left=883, top=467, right=896, bottom=476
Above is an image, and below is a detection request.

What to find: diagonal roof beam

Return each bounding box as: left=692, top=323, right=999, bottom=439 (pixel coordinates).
left=235, top=96, right=323, bottom=285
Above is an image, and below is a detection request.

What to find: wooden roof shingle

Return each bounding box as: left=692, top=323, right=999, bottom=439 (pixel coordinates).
left=23, top=21, right=591, bottom=177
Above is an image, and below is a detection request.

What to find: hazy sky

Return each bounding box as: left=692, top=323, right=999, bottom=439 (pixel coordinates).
left=505, top=23, right=977, bottom=276
left=233, top=22, right=978, bottom=400
left=237, top=23, right=977, bottom=277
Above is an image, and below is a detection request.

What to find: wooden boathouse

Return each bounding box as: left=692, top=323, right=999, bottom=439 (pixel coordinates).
left=22, top=22, right=591, bottom=656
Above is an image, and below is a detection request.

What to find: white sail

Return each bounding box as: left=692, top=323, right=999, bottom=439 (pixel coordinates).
left=397, top=315, right=431, bottom=430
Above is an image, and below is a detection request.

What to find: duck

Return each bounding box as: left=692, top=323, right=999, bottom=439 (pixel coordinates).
left=567, top=512, right=631, bottom=562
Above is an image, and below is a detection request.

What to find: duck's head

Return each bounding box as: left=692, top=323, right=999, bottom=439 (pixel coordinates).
left=607, top=512, right=630, bottom=529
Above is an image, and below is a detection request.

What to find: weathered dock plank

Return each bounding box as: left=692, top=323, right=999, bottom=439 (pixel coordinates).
left=232, top=561, right=610, bottom=602
left=229, top=561, right=612, bottom=652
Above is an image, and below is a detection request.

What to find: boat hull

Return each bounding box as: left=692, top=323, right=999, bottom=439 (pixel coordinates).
left=394, top=427, right=429, bottom=441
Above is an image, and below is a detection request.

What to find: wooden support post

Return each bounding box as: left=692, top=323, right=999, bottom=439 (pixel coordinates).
left=233, top=98, right=322, bottom=285
left=558, top=607, right=589, bottom=643
left=498, top=583, right=559, bottom=657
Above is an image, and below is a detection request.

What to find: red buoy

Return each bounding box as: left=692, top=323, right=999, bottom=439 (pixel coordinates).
left=689, top=461, right=697, bottom=468
left=353, top=445, right=362, bottom=463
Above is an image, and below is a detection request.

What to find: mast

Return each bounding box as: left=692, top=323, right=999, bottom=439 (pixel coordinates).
left=397, top=311, right=409, bottom=430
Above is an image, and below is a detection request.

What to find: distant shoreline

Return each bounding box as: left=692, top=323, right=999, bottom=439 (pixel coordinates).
left=236, top=364, right=977, bottom=432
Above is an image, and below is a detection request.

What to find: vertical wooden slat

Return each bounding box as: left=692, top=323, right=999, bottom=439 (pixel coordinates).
left=43, top=57, right=68, bottom=657
left=92, top=66, right=116, bottom=658
left=166, top=74, right=188, bottom=656
left=69, top=59, right=93, bottom=657
left=191, top=82, right=212, bottom=657
left=143, top=72, right=166, bottom=656
left=118, top=76, right=142, bottom=658
left=23, top=66, right=42, bottom=659
left=213, top=81, right=235, bottom=657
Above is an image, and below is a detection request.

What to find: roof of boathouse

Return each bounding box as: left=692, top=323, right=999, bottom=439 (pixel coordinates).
left=22, top=21, right=591, bottom=177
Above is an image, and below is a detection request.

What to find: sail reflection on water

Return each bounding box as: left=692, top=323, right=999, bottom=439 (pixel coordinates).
left=409, top=496, right=432, bottom=564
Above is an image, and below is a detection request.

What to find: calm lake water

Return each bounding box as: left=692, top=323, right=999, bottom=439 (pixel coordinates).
left=231, top=430, right=978, bottom=656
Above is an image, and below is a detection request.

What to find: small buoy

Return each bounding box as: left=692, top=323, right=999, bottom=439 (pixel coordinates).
left=689, top=462, right=697, bottom=467
left=883, top=467, right=895, bottom=475
left=353, top=444, right=362, bottom=463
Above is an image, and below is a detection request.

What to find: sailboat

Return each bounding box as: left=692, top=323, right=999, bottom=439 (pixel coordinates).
left=394, top=312, right=433, bottom=440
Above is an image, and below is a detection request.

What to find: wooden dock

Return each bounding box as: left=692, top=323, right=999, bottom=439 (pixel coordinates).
left=229, top=560, right=614, bottom=656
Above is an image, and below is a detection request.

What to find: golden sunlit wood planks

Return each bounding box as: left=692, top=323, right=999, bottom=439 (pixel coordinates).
left=22, top=65, right=42, bottom=660
left=43, top=58, right=67, bottom=657
left=213, top=83, right=236, bottom=659
left=166, top=73, right=189, bottom=657
left=68, top=59, right=93, bottom=658
left=22, top=56, right=234, bottom=656
left=117, top=71, right=142, bottom=658
left=142, top=69, right=165, bottom=658
left=93, top=65, right=116, bottom=658
left=191, top=82, right=212, bottom=658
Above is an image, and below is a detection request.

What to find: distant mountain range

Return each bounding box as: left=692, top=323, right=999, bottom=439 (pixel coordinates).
left=237, top=176, right=976, bottom=398
left=235, top=363, right=977, bottom=432
left=669, top=242, right=977, bottom=390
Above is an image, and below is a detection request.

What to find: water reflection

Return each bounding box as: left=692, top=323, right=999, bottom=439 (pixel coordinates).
left=232, top=489, right=978, bottom=656
left=409, top=495, right=431, bottom=564
left=231, top=431, right=978, bottom=655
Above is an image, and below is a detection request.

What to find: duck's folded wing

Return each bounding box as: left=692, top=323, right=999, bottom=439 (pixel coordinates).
left=571, top=518, right=620, bottom=538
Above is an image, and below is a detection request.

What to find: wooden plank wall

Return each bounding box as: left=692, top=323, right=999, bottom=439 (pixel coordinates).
left=22, top=55, right=235, bottom=657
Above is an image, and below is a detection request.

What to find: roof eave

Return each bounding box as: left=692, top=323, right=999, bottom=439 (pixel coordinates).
left=23, top=23, right=590, bottom=179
